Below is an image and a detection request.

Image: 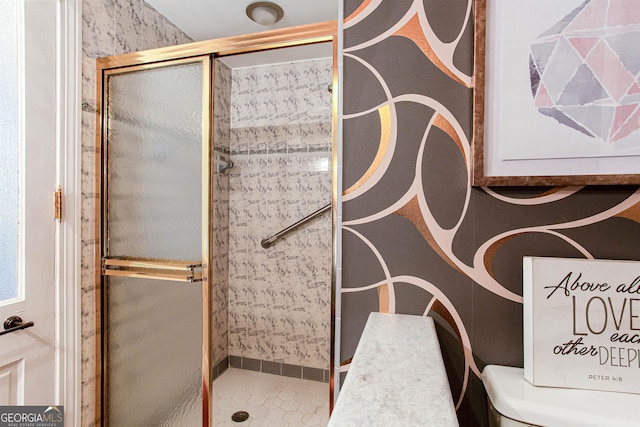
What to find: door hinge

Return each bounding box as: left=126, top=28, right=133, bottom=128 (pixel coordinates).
left=54, top=186, right=63, bottom=222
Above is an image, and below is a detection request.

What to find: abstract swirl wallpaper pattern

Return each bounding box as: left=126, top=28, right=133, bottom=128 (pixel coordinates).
left=341, top=0, right=640, bottom=424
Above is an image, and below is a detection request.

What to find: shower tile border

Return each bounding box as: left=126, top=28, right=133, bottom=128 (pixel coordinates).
left=229, top=146, right=331, bottom=156
left=282, top=363, right=302, bottom=379
left=213, top=147, right=231, bottom=155
left=262, top=360, right=281, bottom=376
left=222, top=355, right=330, bottom=383
left=213, top=356, right=230, bottom=381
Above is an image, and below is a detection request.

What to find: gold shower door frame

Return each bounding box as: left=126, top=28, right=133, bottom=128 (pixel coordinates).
left=95, top=21, right=339, bottom=426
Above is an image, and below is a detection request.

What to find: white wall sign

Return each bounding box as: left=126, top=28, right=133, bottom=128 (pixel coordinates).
left=524, top=257, right=640, bottom=394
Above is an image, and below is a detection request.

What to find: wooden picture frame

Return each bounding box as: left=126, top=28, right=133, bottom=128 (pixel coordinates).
left=473, top=0, right=640, bottom=186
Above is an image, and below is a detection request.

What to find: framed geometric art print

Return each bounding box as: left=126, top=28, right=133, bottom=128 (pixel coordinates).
left=473, top=0, right=640, bottom=186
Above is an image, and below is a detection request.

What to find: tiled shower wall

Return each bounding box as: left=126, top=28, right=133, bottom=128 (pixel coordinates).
left=226, top=58, right=333, bottom=370
left=212, top=60, right=231, bottom=369
left=80, top=1, right=192, bottom=425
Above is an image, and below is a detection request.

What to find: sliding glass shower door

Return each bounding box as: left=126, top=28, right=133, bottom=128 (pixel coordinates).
left=99, top=56, right=212, bottom=426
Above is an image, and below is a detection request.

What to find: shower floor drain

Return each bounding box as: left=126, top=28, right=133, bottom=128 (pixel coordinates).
left=231, top=411, right=250, bottom=422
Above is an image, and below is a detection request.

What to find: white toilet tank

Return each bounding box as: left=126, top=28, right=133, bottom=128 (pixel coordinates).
left=482, top=365, right=640, bottom=427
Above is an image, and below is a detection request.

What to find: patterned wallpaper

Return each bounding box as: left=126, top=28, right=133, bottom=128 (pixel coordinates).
left=80, top=1, right=192, bottom=425
left=341, top=0, right=640, bottom=425
left=226, top=58, right=333, bottom=370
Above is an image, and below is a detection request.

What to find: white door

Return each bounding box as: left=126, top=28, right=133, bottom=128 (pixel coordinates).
left=0, top=0, right=58, bottom=405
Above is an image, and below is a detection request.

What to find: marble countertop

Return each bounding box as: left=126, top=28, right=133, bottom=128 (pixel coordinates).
left=328, top=313, right=458, bottom=427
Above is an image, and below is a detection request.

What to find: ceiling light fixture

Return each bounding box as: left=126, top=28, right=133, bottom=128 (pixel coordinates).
left=246, top=2, right=284, bottom=26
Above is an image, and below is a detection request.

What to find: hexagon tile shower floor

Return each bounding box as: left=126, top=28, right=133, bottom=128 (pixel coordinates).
left=212, top=368, right=330, bottom=426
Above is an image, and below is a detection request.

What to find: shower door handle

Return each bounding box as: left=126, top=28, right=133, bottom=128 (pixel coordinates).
left=0, top=316, right=35, bottom=336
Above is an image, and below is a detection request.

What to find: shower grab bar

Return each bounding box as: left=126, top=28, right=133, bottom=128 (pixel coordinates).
left=261, top=202, right=331, bottom=249
left=103, top=258, right=202, bottom=270
left=102, top=257, right=203, bottom=282
left=103, top=269, right=202, bottom=282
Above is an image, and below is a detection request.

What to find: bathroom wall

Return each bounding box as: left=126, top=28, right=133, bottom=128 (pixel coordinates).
left=226, top=58, right=333, bottom=371
left=341, top=0, right=640, bottom=425
left=80, top=1, right=192, bottom=425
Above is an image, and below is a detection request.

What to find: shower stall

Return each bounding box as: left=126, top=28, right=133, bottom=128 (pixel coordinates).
left=96, top=22, right=337, bottom=426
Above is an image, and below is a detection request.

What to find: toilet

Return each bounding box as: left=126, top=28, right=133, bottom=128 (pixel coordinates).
left=482, top=365, right=640, bottom=427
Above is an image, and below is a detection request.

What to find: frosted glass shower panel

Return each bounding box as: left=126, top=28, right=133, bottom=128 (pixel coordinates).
left=106, top=277, right=203, bottom=426
left=106, top=63, right=203, bottom=260
left=0, top=0, right=19, bottom=301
